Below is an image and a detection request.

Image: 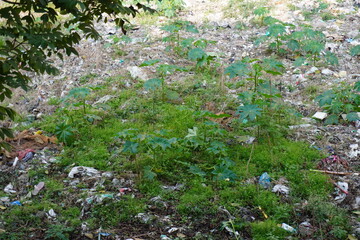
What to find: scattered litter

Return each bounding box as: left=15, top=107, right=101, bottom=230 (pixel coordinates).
left=32, top=182, right=45, bottom=196
left=306, top=66, right=319, bottom=75
left=0, top=197, right=10, bottom=203
left=162, top=183, right=184, bottom=191
left=348, top=144, right=360, bottom=158
left=334, top=181, right=349, bottom=203
left=68, top=166, right=100, bottom=178
left=20, top=150, right=35, bottom=162
left=258, top=206, right=268, bottom=219
left=119, top=188, right=132, bottom=194
left=312, top=112, right=328, bottom=120
left=168, top=227, right=179, bottom=233
left=259, top=172, right=271, bottom=189
left=84, top=233, right=94, bottom=239
left=4, top=183, right=16, bottom=194
left=10, top=201, right=21, bottom=206
left=94, top=95, right=113, bottom=105
left=160, top=235, right=172, bottom=240
left=223, top=221, right=240, bottom=237
left=321, top=69, right=333, bottom=75
left=47, top=209, right=57, bottom=219
left=289, top=124, right=313, bottom=130
left=298, top=221, right=313, bottom=236
left=136, top=213, right=153, bottom=223
left=338, top=71, right=347, bottom=78
left=0, top=205, right=6, bottom=210
left=272, top=184, right=290, bottom=196
left=12, top=157, right=19, bottom=167
left=280, top=223, right=297, bottom=233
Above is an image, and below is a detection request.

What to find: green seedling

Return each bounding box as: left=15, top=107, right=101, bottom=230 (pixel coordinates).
left=350, top=45, right=360, bottom=57
left=156, top=0, right=185, bottom=17
left=315, top=81, right=360, bottom=124
left=161, top=20, right=199, bottom=56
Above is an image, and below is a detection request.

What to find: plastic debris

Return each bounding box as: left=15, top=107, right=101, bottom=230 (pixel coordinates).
left=349, top=144, right=360, bottom=158
left=259, top=172, right=271, bottom=188
left=119, top=188, right=132, bottom=194
left=312, top=112, right=328, bottom=120
left=10, top=201, right=21, bottom=206
left=0, top=205, right=6, bottom=210
left=12, top=157, right=19, bottom=167
left=258, top=206, right=268, bottom=219
left=32, top=182, right=45, bottom=196
left=68, top=166, right=100, bottom=178
left=272, top=184, right=290, bottom=196
left=334, top=181, right=349, bottom=203
left=298, top=221, right=314, bottom=236
left=47, top=209, right=57, bottom=218
left=136, top=213, right=153, bottom=223
left=160, top=235, right=172, bottom=240
left=18, top=149, right=35, bottom=162
left=162, top=183, right=184, bottom=191
left=168, top=227, right=179, bottom=233
left=4, top=183, right=16, bottom=194
left=289, top=124, right=313, bottom=130
left=280, top=223, right=297, bottom=233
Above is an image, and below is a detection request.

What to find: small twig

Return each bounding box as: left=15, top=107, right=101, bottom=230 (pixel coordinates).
left=332, top=180, right=349, bottom=195
left=246, top=143, right=255, bottom=176
left=310, top=169, right=358, bottom=176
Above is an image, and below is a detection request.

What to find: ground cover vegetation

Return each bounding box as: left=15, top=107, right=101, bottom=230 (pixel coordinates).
left=0, top=0, right=359, bottom=239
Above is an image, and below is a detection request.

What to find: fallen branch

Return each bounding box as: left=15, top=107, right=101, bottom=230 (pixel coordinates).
left=310, top=169, right=358, bottom=176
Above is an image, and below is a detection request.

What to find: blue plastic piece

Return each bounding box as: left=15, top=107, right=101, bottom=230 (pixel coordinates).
left=10, top=201, right=22, bottom=206
left=259, top=172, right=271, bottom=188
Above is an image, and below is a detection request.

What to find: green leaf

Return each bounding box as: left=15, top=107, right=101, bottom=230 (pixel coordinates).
left=144, top=78, right=162, bottom=91
left=225, top=61, right=250, bottom=78
left=346, top=112, right=360, bottom=122
left=315, top=90, right=335, bottom=106
left=144, top=166, right=157, bottom=180
left=287, top=39, right=300, bottom=51
left=267, top=24, right=286, bottom=37
left=350, top=45, right=360, bottom=56
left=324, top=114, right=339, bottom=125
left=303, top=40, right=324, bottom=54
left=212, top=164, right=237, bottom=181
left=236, top=104, right=262, bottom=121
left=253, top=7, right=269, bottom=16
left=66, top=87, right=90, bottom=99
left=189, top=165, right=206, bottom=177
left=55, top=123, right=75, bottom=145
left=188, top=48, right=206, bottom=61
left=148, top=137, right=174, bottom=151
left=263, top=16, right=282, bottom=25
left=139, top=59, right=160, bottom=67
left=325, top=51, right=338, bottom=65
left=185, top=24, right=199, bottom=33
left=293, top=57, right=306, bottom=67
left=354, top=81, right=360, bottom=92
left=122, top=141, right=139, bottom=154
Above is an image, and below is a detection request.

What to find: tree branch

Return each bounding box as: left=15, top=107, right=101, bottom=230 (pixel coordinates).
left=2, top=0, right=22, bottom=5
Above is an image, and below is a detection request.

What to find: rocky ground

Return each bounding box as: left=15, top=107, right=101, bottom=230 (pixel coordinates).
left=1, top=0, right=360, bottom=239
